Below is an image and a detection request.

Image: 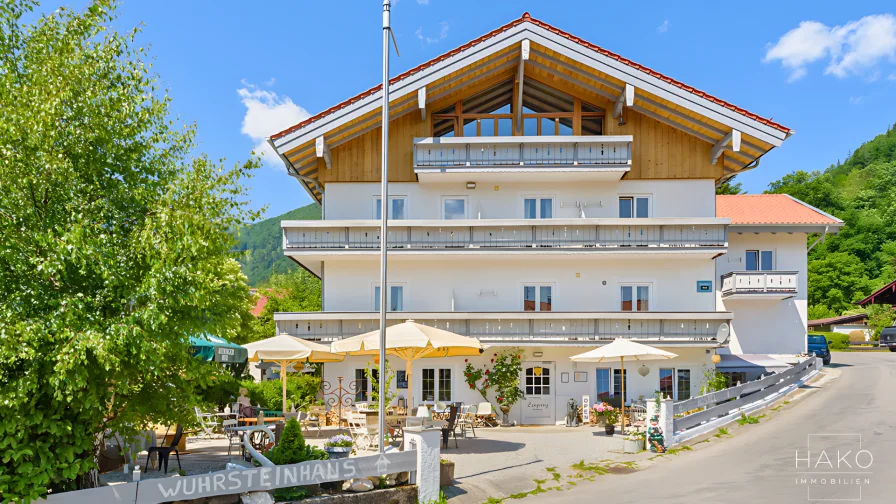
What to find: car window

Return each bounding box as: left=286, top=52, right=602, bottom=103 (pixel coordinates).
left=807, top=335, right=826, bottom=344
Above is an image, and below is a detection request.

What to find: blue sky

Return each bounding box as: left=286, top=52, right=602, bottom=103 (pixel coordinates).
left=43, top=0, right=896, bottom=217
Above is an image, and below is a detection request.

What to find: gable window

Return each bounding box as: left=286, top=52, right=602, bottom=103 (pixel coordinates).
left=621, top=284, right=649, bottom=311
left=745, top=250, right=774, bottom=271
left=374, top=196, right=407, bottom=220
left=523, top=284, right=553, bottom=311
left=619, top=196, right=650, bottom=218
left=374, top=285, right=404, bottom=312
left=523, top=197, right=553, bottom=219
left=442, top=196, right=467, bottom=220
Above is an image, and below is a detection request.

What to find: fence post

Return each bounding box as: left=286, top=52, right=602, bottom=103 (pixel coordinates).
left=404, top=426, right=441, bottom=503
left=660, top=396, right=674, bottom=445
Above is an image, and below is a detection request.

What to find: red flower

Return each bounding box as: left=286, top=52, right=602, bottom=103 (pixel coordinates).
left=498, top=397, right=503, bottom=402
left=517, top=355, right=521, bottom=359
left=470, top=384, right=474, bottom=389
left=485, top=370, right=490, bottom=375
left=490, top=359, right=494, bottom=363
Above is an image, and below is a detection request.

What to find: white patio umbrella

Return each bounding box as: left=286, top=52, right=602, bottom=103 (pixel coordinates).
left=330, top=320, right=483, bottom=408
left=570, top=339, right=677, bottom=433
left=244, top=335, right=345, bottom=413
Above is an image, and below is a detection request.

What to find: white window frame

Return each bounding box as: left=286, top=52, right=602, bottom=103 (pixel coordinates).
left=521, top=282, right=555, bottom=312
left=373, top=195, right=408, bottom=220
left=618, top=194, right=652, bottom=218
left=441, top=195, right=469, bottom=220
left=522, top=195, right=555, bottom=219
left=372, top=283, right=405, bottom=312
left=745, top=249, right=775, bottom=271
left=419, top=366, right=454, bottom=403
left=619, top=282, right=652, bottom=312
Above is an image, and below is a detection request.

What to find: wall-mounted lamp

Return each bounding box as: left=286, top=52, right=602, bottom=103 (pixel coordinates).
left=711, top=350, right=722, bottom=365
left=466, top=182, right=476, bottom=190
left=638, top=364, right=650, bottom=377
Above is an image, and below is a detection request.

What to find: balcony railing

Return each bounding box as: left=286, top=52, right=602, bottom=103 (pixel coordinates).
left=281, top=219, right=728, bottom=251
left=274, top=312, right=731, bottom=344
left=413, top=135, right=632, bottom=170
left=721, top=271, right=798, bottom=298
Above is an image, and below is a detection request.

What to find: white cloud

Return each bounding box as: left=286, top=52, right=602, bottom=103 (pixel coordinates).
left=849, top=96, right=864, bottom=105
left=764, top=14, right=896, bottom=82
left=416, top=0, right=429, bottom=4
left=416, top=21, right=449, bottom=45
left=657, top=20, right=669, bottom=34
left=237, top=82, right=310, bottom=169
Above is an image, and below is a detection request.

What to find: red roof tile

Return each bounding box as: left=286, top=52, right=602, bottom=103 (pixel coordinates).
left=270, top=12, right=790, bottom=142
left=251, top=295, right=268, bottom=317
left=716, top=195, right=842, bottom=226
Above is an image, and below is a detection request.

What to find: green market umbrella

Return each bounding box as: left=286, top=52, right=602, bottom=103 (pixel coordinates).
left=189, top=334, right=248, bottom=364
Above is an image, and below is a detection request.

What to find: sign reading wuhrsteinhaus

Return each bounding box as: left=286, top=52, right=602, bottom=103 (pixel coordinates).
left=136, top=451, right=417, bottom=504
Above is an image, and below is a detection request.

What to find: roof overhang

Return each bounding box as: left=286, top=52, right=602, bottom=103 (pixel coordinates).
left=728, top=224, right=843, bottom=234
left=269, top=14, right=792, bottom=203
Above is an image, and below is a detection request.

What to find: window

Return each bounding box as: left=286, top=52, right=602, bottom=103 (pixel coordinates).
left=613, top=368, right=628, bottom=400
left=523, top=197, right=553, bottom=219
left=621, top=285, right=649, bottom=312
left=374, top=196, right=407, bottom=220
left=524, top=366, right=550, bottom=396
left=523, top=284, right=552, bottom=311
left=745, top=250, right=774, bottom=271
left=659, top=368, right=674, bottom=398
left=596, top=369, right=611, bottom=401
left=422, top=368, right=451, bottom=402
left=677, top=369, right=691, bottom=401
left=619, top=196, right=650, bottom=218
left=442, top=197, right=467, bottom=220
left=374, top=285, right=404, bottom=312
left=355, top=369, right=369, bottom=402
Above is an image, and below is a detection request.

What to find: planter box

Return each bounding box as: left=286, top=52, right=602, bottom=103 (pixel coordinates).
left=623, top=438, right=644, bottom=453
left=440, top=460, right=455, bottom=486
left=324, top=447, right=351, bottom=460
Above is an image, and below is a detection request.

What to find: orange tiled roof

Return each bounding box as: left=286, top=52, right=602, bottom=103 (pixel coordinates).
left=250, top=295, right=268, bottom=317
left=270, top=12, right=790, bottom=141
left=716, top=194, right=842, bottom=226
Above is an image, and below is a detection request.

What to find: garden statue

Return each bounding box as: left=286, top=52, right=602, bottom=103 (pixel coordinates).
left=566, top=398, right=580, bottom=427
left=648, top=415, right=665, bottom=453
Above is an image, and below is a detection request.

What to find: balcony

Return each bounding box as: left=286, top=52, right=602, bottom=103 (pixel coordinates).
left=274, top=311, right=732, bottom=346
left=413, top=135, right=632, bottom=182
left=721, top=271, right=798, bottom=300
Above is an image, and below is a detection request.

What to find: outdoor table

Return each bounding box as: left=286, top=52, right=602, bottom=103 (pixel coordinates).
left=238, top=417, right=285, bottom=426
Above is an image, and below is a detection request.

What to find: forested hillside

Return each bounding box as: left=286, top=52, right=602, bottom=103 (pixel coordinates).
left=765, top=125, right=896, bottom=320
left=235, top=203, right=321, bottom=285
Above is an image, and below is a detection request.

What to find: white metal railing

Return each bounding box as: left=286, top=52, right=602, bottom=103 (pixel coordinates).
left=276, top=313, right=730, bottom=343
left=282, top=220, right=728, bottom=250
left=720, top=271, right=798, bottom=296
left=413, top=135, right=632, bottom=169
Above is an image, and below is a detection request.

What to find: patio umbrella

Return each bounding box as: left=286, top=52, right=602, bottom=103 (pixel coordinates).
left=189, top=334, right=248, bottom=364
left=330, top=320, right=483, bottom=408
left=570, top=339, right=677, bottom=434
left=244, top=334, right=345, bottom=413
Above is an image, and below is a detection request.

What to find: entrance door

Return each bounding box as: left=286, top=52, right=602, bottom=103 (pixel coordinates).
left=520, top=362, right=555, bottom=425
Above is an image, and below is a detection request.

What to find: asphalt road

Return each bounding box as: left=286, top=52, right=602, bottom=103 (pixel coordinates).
left=538, top=352, right=896, bottom=504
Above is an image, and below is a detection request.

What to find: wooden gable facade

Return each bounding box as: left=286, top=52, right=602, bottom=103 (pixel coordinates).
left=270, top=14, right=791, bottom=203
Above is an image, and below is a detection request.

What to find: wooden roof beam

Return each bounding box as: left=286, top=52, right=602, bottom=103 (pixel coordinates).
left=315, top=136, right=332, bottom=169
left=613, top=83, right=635, bottom=120
left=418, top=87, right=427, bottom=122
left=515, top=39, right=530, bottom=134
left=711, top=130, right=741, bottom=166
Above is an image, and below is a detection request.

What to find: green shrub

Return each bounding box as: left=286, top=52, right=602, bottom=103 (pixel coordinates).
left=241, top=374, right=320, bottom=410
left=263, top=418, right=328, bottom=501
left=818, top=332, right=849, bottom=350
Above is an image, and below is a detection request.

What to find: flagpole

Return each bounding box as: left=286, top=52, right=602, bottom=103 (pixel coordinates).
left=377, top=0, right=392, bottom=454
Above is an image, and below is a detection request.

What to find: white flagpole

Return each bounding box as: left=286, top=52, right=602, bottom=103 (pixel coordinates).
left=377, top=0, right=392, bottom=454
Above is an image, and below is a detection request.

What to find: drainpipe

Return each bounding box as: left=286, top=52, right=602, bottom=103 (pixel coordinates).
left=808, top=226, right=829, bottom=253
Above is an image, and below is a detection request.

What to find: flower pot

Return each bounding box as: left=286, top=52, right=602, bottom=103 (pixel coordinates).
left=605, top=424, right=616, bottom=436
left=324, top=447, right=351, bottom=460
left=499, top=405, right=512, bottom=426
left=623, top=437, right=642, bottom=453
left=440, top=460, right=455, bottom=486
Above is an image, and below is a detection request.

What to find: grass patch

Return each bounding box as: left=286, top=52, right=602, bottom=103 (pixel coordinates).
left=665, top=445, right=693, bottom=456
left=713, top=427, right=730, bottom=438
left=546, top=467, right=561, bottom=484
left=571, top=460, right=612, bottom=475
left=484, top=498, right=504, bottom=504
left=737, top=413, right=766, bottom=426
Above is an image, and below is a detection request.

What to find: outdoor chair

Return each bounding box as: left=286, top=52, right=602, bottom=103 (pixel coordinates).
left=475, top=402, right=498, bottom=427
left=302, top=406, right=326, bottom=437
left=194, top=407, right=218, bottom=438
left=440, top=405, right=460, bottom=449
left=347, top=412, right=373, bottom=451
left=460, top=404, right=478, bottom=438
left=365, top=414, right=382, bottom=450
left=222, top=419, right=241, bottom=456
left=145, top=425, right=183, bottom=474
left=628, top=405, right=647, bottom=432
left=230, top=402, right=243, bottom=421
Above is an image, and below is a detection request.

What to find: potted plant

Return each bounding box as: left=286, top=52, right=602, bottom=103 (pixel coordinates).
left=602, top=405, right=619, bottom=435
left=440, top=458, right=455, bottom=486
left=490, top=351, right=525, bottom=426
left=624, top=431, right=645, bottom=453
left=323, top=434, right=353, bottom=459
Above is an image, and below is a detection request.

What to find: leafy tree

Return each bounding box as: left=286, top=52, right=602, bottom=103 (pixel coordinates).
left=235, top=204, right=321, bottom=286
left=716, top=175, right=744, bottom=195
left=0, top=1, right=259, bottom=498
left=364, top=358, right=396, bottom=409
left=241, top=374, right=321, bottom=411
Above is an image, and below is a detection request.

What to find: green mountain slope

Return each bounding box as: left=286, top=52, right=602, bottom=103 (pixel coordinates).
left=766, top=124, right=896, bottom=319
left=235, top=204, right=321, bottom=286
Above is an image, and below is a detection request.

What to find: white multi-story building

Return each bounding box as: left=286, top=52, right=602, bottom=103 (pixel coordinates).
left=265, top=14, right=842, bottom=424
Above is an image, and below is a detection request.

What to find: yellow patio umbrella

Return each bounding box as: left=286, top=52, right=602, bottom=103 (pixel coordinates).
left=330, top=320, right=483, bottom=408
left=243, top=334, right=345, bottom=413
left=570, top=339, right=677, bottom=434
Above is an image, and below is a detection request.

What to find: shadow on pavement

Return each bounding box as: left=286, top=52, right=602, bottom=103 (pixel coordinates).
left=455, top=459, right=542, bottom=479
left=442, top=437, right=526, bottom=456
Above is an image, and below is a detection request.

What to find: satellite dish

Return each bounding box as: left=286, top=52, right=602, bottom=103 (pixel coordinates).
left=716, top=323, right=730, bottom=344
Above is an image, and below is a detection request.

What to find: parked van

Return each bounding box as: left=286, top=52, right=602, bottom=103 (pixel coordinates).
left=880, top=327, right=896, bottom=352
